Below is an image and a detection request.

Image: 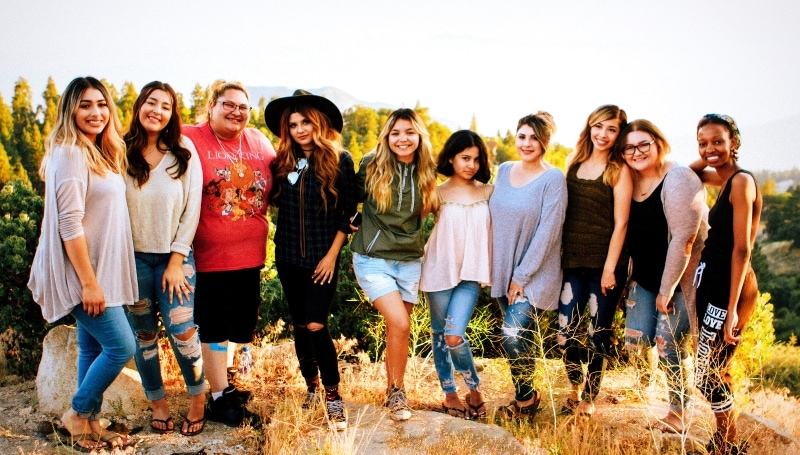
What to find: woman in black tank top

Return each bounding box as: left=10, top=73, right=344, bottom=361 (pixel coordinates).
left=690, top=113, right=762, bottom=455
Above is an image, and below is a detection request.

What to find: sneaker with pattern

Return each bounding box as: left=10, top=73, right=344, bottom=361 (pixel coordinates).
left=384, top=387, right=412, bottom=421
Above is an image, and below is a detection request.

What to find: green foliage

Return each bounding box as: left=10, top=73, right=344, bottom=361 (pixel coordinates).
left=11, top=78, right=43, bottom=193
left=116, top=82, right=138, bottom=130
left=762, top=342, right=800, bottom=396
left=765, top=185, right=800, bottom=246
left=189, top=84, right=207, bottom=124
left=0, top=180, right=52, bottom=378
left=40, top=77, right=60, bottom=139
left=732, top=292, right=776, bottom=390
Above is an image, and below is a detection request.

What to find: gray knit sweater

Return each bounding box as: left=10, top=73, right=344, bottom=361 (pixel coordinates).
left=489, top=163, right=567, bottom=310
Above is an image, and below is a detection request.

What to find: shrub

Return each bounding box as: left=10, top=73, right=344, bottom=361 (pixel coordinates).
left=734, top=292, right=776, bottom=391
left=0, top=179, right=52, bottom=378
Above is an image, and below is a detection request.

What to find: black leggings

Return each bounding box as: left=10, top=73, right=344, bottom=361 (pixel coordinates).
left=276, top=261, right=341, bottom=388
left=695, top=263, right=757, bottom=413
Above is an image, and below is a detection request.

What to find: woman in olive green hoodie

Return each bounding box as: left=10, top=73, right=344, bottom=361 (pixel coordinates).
left=351, top=108, right=438, bottom=421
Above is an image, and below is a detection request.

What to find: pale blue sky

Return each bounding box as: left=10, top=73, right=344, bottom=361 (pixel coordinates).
left=2, top=0, right=799, bottom=170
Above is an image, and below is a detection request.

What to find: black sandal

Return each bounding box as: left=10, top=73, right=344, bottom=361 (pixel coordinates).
left=559, top=397, right=579, bottom=415
left=180, top=414, right=205, bottom=436
left=465, top=394, right=487, bottom=420
left=150, top=416, right=174, bottom=434
left=497, top=391, right=541, bottom=421
left=441, top=403, right=467, bottom=418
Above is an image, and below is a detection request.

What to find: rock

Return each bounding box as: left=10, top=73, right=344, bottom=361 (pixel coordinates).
left=36, top=325, right=148, bottom=416
left=299, top=405, right=526, bottom=455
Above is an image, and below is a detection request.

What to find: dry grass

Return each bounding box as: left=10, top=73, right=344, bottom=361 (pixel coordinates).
left=147, top=319, right=800, bottom=455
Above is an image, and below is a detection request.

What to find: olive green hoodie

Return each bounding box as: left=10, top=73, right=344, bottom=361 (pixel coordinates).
left=350, top=152, right=425, bottom=261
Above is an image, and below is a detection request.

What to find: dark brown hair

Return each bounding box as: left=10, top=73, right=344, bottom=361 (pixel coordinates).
left=436, top=130, right=491, bottom=183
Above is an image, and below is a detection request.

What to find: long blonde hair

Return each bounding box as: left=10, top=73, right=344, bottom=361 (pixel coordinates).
left=570, top=105, right=627, bottom=186
left=40, top=76, right=126, bottom=179
left=365, top=108, right=438, bottom=214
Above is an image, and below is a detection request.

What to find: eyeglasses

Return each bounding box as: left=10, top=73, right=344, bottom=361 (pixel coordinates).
left=217, top=100, right=252, bottom=114
left=288, top=158, right=308, bottom=185
left=623, top=140, right=655, bottom=156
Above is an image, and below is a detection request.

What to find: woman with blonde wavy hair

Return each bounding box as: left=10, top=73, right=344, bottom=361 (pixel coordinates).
left=28, top=76, right=137, bottom=451
left=350, top=108, right=438, bottom=421
left=265, top=90, right=356, bottom=430
left=557, top=105, right=631, bottom=417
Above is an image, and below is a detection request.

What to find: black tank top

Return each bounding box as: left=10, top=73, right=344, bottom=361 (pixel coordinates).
left=701, top=169, right=758, bottom=270
left=627, top=179, right=670, bottom=294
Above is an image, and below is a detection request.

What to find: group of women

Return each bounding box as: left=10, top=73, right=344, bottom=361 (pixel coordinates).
left=26, top=75, right=759, bottom=455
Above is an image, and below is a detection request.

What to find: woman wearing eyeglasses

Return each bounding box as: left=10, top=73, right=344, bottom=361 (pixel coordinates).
left=264, top=90, right=356, bottom=430
left=620, top=119, right=707, bottom=434
left=181, top=80, right=275, bottom=427
left=690, top=114, right=761, bottom=455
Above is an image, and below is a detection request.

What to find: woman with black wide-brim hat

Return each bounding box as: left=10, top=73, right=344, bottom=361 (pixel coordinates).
left=265, top=90, right=356, bottom=430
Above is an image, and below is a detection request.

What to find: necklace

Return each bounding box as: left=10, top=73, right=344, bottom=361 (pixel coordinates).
left=639, top=176, right=659, bottom=197
left=212, top=130, right=245, bottom=178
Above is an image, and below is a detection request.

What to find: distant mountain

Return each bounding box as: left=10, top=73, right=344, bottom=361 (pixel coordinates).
left=246, top=86, right=394, bottom=112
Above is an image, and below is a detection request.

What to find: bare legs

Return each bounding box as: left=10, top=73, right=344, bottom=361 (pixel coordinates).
left=371, top=291, right=413, bottom=391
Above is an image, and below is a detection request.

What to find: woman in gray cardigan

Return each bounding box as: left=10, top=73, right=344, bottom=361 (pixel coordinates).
left=621, top=119, right=707, bottom=434
left=490, top=112, right=567, bottom=419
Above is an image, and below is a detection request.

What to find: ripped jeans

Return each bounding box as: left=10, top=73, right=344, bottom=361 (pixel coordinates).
left=498, top=296, right=546, bottom=402
left=624, top=281, right=690, bottom=413
left=125, top=251, right=205, bottom=400
left=425, top=281, right=481, bottom=395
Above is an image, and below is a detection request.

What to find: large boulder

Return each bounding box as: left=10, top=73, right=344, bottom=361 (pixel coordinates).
left=36, top=325, right=147, bottom=416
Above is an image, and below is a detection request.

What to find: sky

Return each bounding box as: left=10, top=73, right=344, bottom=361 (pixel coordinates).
left=2, top=0, right=799, bottom=170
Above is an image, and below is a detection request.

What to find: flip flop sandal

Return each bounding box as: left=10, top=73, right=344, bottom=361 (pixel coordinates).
left=180, top=415, right=206, bottom=437
left=441, top=403, right=467, bottom=418
left=97, top=430, right=135, bottom=449
left=465, top=394, right=487, bottom=420
left=150, top=416, right=174, bottom=434
left=646, top=419, right=682, bottom=434
left=59, top=431, right=106, bottom=453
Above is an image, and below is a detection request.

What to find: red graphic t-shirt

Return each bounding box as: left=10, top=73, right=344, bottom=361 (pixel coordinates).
left=182, top=123, right=276, bottom=272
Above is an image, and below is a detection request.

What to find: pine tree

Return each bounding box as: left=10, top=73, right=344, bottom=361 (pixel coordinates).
left=0, top=142, right=14, bottom=184
left=117, top=81, right=138, bottom=131
left=189, top=84, right=207, bottom=124
left=41, top=77, right=60, bottom=139
left=176, top=92, right=191, bottom=125
left=470, top=114, right=478, bottom=132
left=0, top=93, right=16, bottom=163
left=11, top=78, right=43, bottom=193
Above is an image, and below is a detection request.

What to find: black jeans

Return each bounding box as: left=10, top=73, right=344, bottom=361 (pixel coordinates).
left=276, top=261, right=341, bottom=388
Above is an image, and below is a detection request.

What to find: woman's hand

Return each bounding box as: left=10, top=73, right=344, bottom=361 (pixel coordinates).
left=313, top=253, right=337, bottom=285
left=507, top=281, right=525, bottom=303
left=724, top=310, right=742, bottom=344
left=82, top=282, right=106, bottom=316
left=600, top=269, right=617, bottom=296
left=162, top=254, right=192, bottom=304
left=655, top=293, right=674, bottom=314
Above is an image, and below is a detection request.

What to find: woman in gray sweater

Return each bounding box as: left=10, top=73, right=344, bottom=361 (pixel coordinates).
left=490, top=112, right=567, bottom=418
left=621, top=119, right=707, bottom=434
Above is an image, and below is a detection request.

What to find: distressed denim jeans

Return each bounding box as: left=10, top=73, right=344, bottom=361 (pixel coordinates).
left=498, top=296, right=545, bottom=402
left=125, top=251, right=205, bottom=400
left=425, top=281, right=481, bottom=394
left=625, top=281, right=690, bottom=412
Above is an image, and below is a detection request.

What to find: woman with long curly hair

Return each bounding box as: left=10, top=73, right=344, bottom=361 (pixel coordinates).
left=123, top=81, right=205, bottom=436
left=557, top=105, right=631, bottom=417
left=265, top=90, right=356, bottom=430
left=350, top=108, right=439, bottom=421
left=28, top=76, right=136, bottom=451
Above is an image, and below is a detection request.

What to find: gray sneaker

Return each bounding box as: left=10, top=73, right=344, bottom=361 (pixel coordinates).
left=384, top=387, right=412, bottom=421
left=326, top=397, right=348, bottom=430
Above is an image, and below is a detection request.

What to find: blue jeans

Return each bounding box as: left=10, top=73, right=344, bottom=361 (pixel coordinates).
left=498, top=296, right=545, bottom=402
left=558, top=267, right=626, bottom=401
left=624, top=281, right=690, bottom=412
left=425, top=281, right=481, bottom=394
left=71, top=305, right=136, bottom=419
left=125, top=252, right=205, bottom=400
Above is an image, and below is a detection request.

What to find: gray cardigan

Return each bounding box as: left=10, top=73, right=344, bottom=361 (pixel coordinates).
left=656, top=164, right=709, bottom=335
left=489, top=163, right=567, bottom=310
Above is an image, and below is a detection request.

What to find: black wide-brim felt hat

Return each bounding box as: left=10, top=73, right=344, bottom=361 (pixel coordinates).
left=264, top=89, right=344, bottom=136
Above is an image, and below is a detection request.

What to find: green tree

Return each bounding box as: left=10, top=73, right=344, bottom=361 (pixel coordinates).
left=427, top=121, right=451, bottom=156
left=495, top=130, right=519, bottom=163
left=545, top=143, right=571, bottom=171
left=176, top=92, right=191, bottom=125
left=40, top=77, right=60, bottom=139
left=470, top=114, right=478, bottom=132
left=346, top=133, right=363, bottom=165
left=762, top=177, right=777, bottom=196
left=0, top=142, right=14, bottom=184
left=101, top=80, right=119, bottom=103
left=116, top=81, right=138, bottom=131
left=189, top=84, right=207, bottom=124
left=11, top=78, right=43, bottom=192
left=0, top=93, right=15, bottom=163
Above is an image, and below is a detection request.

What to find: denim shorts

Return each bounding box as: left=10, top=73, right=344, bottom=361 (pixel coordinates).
left=352, top=252, right=421, bottom=304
